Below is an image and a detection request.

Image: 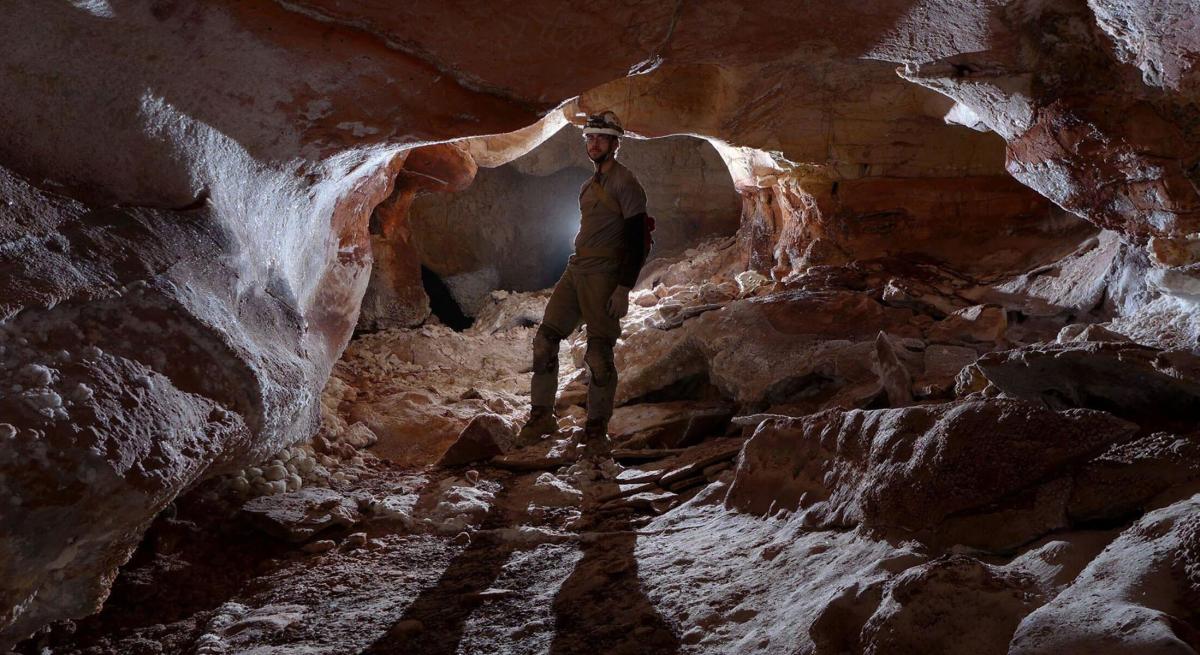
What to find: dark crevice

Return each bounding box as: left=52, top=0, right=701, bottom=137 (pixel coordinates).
left=421, top=266, right=474, bottom=331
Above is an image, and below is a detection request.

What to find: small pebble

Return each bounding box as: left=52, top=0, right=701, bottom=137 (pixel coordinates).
left=345, top=532, right=368, bottom=549
left=302, top=540, right=336, bottom=554
left=453, top=531, right=472, bottom=546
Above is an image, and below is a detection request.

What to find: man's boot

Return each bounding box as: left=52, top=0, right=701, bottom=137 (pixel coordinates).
left=517, top=406, right=557, bottom=446
left=580, top=418, right=613, bottom=458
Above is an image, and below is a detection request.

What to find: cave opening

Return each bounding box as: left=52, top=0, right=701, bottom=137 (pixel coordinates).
left=386, top=125, right=741, bottom=329
left=420, top=265, right=474, bottom=331
left=9, top=5, right=1200, bottom=654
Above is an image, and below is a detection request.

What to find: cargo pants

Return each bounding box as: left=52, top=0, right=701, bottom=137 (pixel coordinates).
left=530, top=264, right=626, bottom=422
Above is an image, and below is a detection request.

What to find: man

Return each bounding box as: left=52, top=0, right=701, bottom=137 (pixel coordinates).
left=518, top=111, right=651, bottom=455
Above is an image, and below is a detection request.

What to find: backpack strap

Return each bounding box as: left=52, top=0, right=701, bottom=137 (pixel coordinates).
left=589, top=177, right=624, bottom=217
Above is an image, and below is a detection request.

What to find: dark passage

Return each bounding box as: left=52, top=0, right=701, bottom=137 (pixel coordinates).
left=421, top=266, right=474, bottom=331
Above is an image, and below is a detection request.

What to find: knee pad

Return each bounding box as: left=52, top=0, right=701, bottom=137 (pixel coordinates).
left=532, top=326, right=562, bottom=374
left=584, top=338, right=616, bottom=387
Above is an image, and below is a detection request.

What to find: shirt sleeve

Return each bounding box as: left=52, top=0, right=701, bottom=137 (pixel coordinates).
left=615, top=172, right=647, bottom=219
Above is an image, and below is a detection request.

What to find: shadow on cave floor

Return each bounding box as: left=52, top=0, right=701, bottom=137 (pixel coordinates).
left=360, top=482, right=520, bottom=655
left=17, top=455, right=682, bottom=655
left=548, top=481, right=680, bottom=655
left=361, top=473, right=678, bottom=655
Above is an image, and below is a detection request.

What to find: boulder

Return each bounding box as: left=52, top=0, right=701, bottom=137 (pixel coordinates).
left=1009, top=494, right=1200, bottom=655
left=859, top=556, right=1045, bottom=655
left=1068, top=431, right=1200, bottom=523
left=974, top=342, right=1200, bottom=421
left=1056, top=323, right=1131, bottom=344
left=607, top=401, right=735, bottom=449
left=616, top=290, right=919, bottom=407
left=436, top=413, right=518, bottom=467
left=240, top=488, right=360, bottom=543
left=725, top=399, right=1138, bottom=549
left=920, top=344, right=979, bottom=392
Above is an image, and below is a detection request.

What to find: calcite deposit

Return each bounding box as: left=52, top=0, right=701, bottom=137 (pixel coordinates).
left=3, top=0, right=1200, bottom=652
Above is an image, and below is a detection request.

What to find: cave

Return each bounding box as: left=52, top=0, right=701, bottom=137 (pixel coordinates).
left=4, top=3, right=1200, bottom=654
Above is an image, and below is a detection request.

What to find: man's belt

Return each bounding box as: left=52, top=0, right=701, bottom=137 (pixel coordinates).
left=574, top=247, right=626, bottom=259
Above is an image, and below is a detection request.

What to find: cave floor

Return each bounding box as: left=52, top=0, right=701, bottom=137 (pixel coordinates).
left=19, top=241, right=1197, bottom=655
left=18, top=447, right=727, bottom=655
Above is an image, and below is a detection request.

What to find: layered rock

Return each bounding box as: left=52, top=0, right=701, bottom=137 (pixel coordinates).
left=725, top=400, right=1137, bottom=549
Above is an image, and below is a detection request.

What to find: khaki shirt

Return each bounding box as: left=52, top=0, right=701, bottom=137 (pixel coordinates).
left=571, top=160, right=647, bottom=275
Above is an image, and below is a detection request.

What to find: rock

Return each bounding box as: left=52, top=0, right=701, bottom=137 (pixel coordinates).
left=735, top=271, right=769, bottom=296
left=262, top=465, right=288, bottom=482
left=301, top=540, right=337, bottom=554
left=607, top=401, right=735, bottom=449
left=616, top=290, right=919, bottom=407
left=526, top=473, right=583, bottom=508
left=923, top=344, right=979, bottom=383
left=341, top=422, right=378, bottom=449
left=726, top=400, right=1137, bottom=549
left=926, top=305, right=1008, bottom=343
left=1010, top=495, right=1200, bottom=655
left=240, top=488, right=360, bottom=543
left=436, top=413, right=518, bottom=467
left=5, top=0, right=1200, bottom=647
left=872, top=332, right=913, bottom=407
left=954, top=364, right=992, bottom=397
left=344, top=532, right=368, bottom=550
left=0, top=155, right=376, bottom=645
left=974, top=342, right=1200, bottom=422
left=1056, top=323, right=1131, bottom=344
left=370, top=494, right=417, bottom=528
left=860, top=556, right=1045, bottom=655
left=1067, top=432, right=1200, bottom=523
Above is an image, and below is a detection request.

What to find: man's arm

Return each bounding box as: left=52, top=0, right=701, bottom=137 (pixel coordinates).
left=616, top=213, right=648, bottom=288
left=615, top=171, right=649, bottom=289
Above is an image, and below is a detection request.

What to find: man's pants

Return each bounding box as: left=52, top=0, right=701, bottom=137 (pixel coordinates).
left=531, top=266, right=624, bottom=422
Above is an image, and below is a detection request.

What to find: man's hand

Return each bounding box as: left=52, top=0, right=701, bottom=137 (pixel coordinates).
left=606, top=285, right=631, bottom=319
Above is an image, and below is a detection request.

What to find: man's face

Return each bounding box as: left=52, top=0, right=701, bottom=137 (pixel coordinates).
left=584, top=134, right=615, bottom=162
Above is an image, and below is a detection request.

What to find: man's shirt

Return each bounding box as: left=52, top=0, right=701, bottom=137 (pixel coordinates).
left=571, top=160, right=647, bottom=275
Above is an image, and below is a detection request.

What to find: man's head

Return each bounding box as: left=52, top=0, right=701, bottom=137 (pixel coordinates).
left=582, top=111, right=623, bottom=164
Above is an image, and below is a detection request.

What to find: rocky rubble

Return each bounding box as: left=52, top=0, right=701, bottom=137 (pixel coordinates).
left=16, top=226, right=1200, bottom=654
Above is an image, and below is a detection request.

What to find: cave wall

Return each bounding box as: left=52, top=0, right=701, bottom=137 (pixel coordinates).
left=2, top=0, right=1199, bottom=646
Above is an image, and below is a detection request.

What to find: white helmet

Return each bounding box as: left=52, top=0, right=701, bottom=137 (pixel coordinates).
left=582, top=111, right=624, bottom=137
